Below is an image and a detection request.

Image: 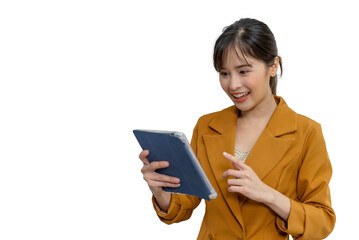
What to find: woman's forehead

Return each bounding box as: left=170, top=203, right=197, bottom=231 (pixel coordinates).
left=223, top=47, right=253, bottom=67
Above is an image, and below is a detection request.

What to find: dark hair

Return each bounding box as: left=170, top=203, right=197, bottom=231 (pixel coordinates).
left=213, top=18, right=282, bottom=95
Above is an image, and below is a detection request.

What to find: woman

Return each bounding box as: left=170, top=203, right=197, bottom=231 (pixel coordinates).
left=139, top=18, right=335, bottom=239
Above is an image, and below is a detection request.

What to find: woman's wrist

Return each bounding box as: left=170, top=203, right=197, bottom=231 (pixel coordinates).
left=262, top=187, right=290, bottom=221
left=153, top=191, right=172, bottom=212
left=262, top=186, right=276, bottom=205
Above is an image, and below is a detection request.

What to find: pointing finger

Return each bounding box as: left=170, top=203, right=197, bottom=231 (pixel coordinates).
left=223, top=152, right=247, bottom=170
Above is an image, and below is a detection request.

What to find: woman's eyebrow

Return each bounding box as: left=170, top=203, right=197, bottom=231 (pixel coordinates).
left=220, top=64, right=252, bottom=71
left=235, top=64, right=252, bottom=68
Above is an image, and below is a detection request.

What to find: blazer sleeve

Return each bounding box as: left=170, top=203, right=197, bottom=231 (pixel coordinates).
left=276, top=123, right=336, bottom=239
left=152, top=122, right=202, bottom=224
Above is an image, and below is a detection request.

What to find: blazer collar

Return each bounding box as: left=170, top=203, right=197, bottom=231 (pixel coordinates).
left=207, top=105, right=238, bottom=135
left=208, top=96, right=297, bottom=137
left=267, top=96, right=297, bottom=136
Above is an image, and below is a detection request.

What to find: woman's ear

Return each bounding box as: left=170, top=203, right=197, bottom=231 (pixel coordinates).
left=270, top=56, right=279, bottom=77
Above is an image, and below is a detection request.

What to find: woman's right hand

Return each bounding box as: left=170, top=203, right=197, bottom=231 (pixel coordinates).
left=139, top=150, right=180, bottom=211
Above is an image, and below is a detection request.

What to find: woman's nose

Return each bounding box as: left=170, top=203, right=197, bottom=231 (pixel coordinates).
left=229, top=75, right=243, bottom=91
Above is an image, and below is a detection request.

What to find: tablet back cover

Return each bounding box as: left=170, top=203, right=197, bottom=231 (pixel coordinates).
left=133, top=130, right=214, bottom=200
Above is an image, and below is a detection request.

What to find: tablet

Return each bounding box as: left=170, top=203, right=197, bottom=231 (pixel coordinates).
left=133, top=129, right=217, bottom=200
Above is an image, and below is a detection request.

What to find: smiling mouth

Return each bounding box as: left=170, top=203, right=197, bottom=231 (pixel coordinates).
left=233, top=92, right=250, bottom=99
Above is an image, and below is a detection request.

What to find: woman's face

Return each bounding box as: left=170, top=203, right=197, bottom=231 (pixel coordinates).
left=219, top=48, right=278, bottom=113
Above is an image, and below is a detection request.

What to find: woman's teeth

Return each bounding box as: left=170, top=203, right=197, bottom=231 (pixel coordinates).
left=233, top=92, right=250, bottom=98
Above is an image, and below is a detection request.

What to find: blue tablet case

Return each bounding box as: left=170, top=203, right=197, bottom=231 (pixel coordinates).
left=133, top=129, right=217, bottom=200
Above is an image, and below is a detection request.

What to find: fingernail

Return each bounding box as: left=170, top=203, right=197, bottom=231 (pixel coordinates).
left=223, top=152, right=229, bottom=156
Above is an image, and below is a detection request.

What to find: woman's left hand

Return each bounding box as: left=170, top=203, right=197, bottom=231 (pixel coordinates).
left=222, top=152, right=274, bottom=204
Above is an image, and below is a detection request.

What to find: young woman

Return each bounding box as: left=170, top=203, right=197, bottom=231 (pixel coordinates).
left=139, top=18, right=335, bottom=240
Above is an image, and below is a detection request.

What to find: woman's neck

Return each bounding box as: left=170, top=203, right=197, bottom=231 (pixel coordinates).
left=239, top=94, right=277, bottom=124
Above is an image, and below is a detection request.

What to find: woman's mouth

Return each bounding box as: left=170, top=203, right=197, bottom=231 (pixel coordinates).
left=232, top=91, right=250, bottom=103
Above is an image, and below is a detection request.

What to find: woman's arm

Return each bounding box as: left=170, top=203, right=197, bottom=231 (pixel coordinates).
left=138, top=121, right=202, bottom=224
left=139, top=149, right=202, bottom=224
left=139, top=150, right=180, bottom=212
left=222, top=152, right=290, bottom=221
left=276, top=124, right=335, bottom=239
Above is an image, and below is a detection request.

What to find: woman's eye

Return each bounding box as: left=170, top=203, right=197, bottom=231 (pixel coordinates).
left=220, top=72, right=229, bottom=77
left=239, top=70, right=248, bottom=75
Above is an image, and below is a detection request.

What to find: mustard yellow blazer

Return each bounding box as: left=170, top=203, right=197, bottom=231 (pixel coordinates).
left=152, top=96, right=335, bottom=240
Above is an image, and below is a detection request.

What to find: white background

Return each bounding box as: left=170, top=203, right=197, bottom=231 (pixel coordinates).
left=0, top=0, right=357, bottom=239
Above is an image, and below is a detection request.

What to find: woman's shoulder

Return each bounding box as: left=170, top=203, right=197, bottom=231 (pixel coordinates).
left=296, top=113, right=320, bottom=127
left=295, top=113, right=324, bottom=140
left=277, top=96, right=322, bottom=132
left=284, top=105, right=324, bottom=140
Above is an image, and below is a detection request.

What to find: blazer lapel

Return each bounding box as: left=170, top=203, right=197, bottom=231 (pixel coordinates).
left=238, top=96, right=297, bottom=208
left=203, top=106, right=245, bottom=228
left=246, top=96, right=297, bottom=180
left=245, top=127, right=295, bottom=181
